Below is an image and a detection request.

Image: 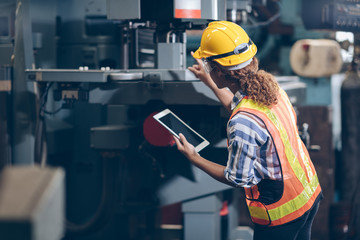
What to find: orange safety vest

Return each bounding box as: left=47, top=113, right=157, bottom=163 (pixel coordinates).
left=229, top=89, right=321, bottom=226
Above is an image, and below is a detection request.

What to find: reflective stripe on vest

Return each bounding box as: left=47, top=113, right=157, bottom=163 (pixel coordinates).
left=230, top=89, right=321, bottom=226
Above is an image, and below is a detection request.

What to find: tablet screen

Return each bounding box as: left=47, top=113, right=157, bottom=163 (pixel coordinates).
left=159, top=113, right=203, bottom=147
left=153, top=109, right=209, bottom=152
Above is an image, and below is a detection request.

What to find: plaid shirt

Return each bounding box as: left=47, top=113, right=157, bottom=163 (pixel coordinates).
left=224, top=91, right=282, bottom=187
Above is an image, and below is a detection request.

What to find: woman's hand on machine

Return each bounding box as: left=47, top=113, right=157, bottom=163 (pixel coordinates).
left=188, top=52, right=217, bottom=89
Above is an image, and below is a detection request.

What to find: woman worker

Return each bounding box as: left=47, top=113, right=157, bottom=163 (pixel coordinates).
left=173, top=21, right=323, bottom=240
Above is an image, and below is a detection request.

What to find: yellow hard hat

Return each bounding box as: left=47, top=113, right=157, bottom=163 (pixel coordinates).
left=193, top=21, right=257, bottom=67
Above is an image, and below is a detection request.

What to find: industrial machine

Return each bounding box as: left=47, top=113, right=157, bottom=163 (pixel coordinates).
left=1, top=0, right=315, bottom=239
left=302, top=0, right=360, bottom=33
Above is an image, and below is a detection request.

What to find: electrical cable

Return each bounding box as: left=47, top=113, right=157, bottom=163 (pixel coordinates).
left=39, top=82, right=64, bottom=116
left=65, top=156, right=119, bottom=236
left=43, top=107, right=63, bottom=115
left=34, top=82, right=53, bottom=166
left=35, top=82, right=65, bottom=165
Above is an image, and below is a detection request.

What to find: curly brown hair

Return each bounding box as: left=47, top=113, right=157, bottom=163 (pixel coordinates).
left=219, top=58, right=279, bottom=107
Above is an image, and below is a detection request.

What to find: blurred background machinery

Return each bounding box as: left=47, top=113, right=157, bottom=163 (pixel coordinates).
left=0, top=0, right=359, bottom=239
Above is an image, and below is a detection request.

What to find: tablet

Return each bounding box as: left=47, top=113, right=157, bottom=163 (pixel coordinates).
left=153, top=109, right=210, bottom=152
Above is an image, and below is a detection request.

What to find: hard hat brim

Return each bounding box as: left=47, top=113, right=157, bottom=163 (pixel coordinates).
left=192, top=44, right=257, bottom=67
left=193, top=47, right=202, bottom=59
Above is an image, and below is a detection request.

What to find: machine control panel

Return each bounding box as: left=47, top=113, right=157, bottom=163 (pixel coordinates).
left=302, top=0, right=360, bottom=32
